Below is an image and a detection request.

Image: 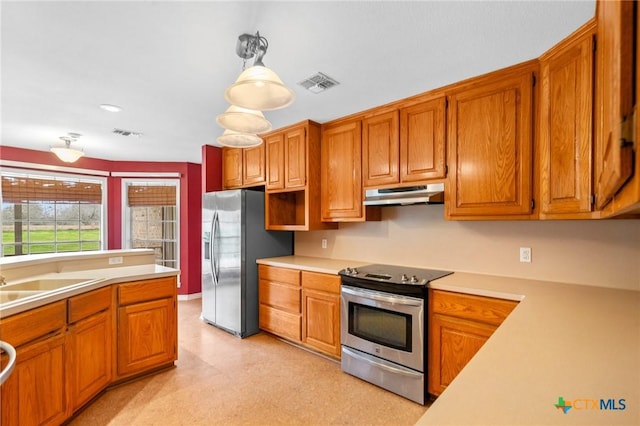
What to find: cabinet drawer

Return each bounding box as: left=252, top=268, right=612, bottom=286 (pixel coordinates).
left=68, top=286, right=112, bottom=323
left=259, top=265, right=300, bottom=286
left=431, top=290, right=518, bottom=326
left=301, top=271, right=340, bottom=294
left=118, top=276, right=177, bottom=306
left=259, top=279, right=300, bottom=313
left=0, top=301, right=66, bottom=348
left=259, top=304, right=301, bottom=341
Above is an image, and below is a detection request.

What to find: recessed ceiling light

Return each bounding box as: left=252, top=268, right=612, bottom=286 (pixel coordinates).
left=99, top=104, right=122, bottom=112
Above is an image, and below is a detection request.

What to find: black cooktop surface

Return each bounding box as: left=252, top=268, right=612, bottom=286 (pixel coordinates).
left=339, top=264, right=453, bottom=295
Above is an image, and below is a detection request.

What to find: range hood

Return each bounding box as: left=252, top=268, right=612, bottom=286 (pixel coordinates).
left=364, top=183, right=445, bottom=206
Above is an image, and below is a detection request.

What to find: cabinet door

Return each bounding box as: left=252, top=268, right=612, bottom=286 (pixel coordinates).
left=362, top=110, right=399, bottom=187
left=321, top=120, right=364, bottom=220
left=540, top=23, right=595, bottom=215
left=302, top=288, right=340, bottom=358
left=117, top=298, right=176, bottom=378
left=222, top=147, right=243, bottom=189
left=301, top=271, right=340, bottom=358
left=242, top=144, right=266, bottom=186
left=265, top=133, right=285, bottom=190
left=1, top=334, right=68, bottom=426
left=400, top=97, right=447, bottom=182
left=68, top=310, right=112, bottom=411
left=428, top=314, right=495, bottom=397
left=594, top=0, right=635, bottom=209
left=447, top=66, right=535, bottom=218
left=284, top=125, right=307, bottom=189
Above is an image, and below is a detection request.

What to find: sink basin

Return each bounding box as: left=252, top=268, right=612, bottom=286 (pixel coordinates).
left=0, top=291, right=42, bottom=304
left=1, top=278, right=95, bottom=292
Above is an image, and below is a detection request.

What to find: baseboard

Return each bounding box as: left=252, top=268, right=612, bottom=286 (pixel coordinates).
left=178, top=292, right=202, bottom=301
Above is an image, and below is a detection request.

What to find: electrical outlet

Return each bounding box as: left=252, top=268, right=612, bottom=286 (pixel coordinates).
left=519, top=247, right=532, bottom=263
left=108, top=256, right=123, bottom=265
left=321, top=239, right=328, bottom=249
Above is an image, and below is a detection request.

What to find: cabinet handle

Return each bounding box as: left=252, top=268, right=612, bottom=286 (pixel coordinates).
left=0, top=340, right=17, bottom=385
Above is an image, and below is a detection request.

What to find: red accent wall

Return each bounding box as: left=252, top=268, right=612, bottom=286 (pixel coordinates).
left=1, top=145, right=221, bottom=295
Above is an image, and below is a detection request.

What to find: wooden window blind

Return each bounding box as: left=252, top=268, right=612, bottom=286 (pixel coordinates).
left=127, top=185, right=176, bottom=207
left=1, top=176, right=102, bottom=203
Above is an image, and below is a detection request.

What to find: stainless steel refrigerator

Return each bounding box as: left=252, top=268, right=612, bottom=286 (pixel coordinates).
left=201, top=189, right=293, bottom=337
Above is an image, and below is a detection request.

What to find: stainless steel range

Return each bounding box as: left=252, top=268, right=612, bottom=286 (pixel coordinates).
left=339, top=264, right=453, bottom=405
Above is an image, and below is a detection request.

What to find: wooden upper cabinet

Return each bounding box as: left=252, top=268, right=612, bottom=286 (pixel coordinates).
left=363, top=110, right=400, bottom=187
left=243, top=144, right=266, bottom=186
left=321, top=120, right=365, bottom=221
left=222, top=147, right=243, bottom=188
left=284, top=125, right=307, bottom=189
left=265, top=132, right=285, bottom=190
left=400, top=97, right=447, bottom=183
left=446, top=62, right=536, bottom=219
left=539, top=20, right=596, bottom=217
left=222, top=145, right=265, bottom=189
left=265, top=125, right=307, bottom=191
left=594, top=0, right=635, bottom=210
left=362, top=97, right=447, bottom=188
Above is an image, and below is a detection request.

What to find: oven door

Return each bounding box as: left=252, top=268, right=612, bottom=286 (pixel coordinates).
left=341, top=285, right=424, bottom=372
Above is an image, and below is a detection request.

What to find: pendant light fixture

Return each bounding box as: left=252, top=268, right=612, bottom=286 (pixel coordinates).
left=217, top=31, right=294, bottom=148
left=50, top=136, right=84, bottom=163
left=224, top=32, right=295, bottom=111
left=217, top=129, right=263, bottom=148
left=216, top=105, right=272, bottom=134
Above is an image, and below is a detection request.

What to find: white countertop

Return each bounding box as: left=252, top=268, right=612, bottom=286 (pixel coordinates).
left=257, top=256, right=640, bottom=426
left=1, top=258, right=179, bottom=318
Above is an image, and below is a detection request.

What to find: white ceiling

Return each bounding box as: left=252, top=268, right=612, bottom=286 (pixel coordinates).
left=1, top=1, right=596, bottom=164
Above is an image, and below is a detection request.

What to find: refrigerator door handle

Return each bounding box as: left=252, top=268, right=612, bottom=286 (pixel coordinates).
left=212, top=210, right=220, bottom=285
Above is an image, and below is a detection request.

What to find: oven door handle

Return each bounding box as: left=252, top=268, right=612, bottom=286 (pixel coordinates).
left=341, top=286, right=423, bottom=307
left=342, top=346, right=423, bottom=378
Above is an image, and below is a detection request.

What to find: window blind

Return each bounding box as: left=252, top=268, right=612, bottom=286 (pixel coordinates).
left=127, top=185, right=176, bottom=207
left=1, top=175, right=102, bottom=203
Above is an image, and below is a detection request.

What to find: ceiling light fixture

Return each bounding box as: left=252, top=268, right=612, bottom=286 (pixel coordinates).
left=50, top=136, right=84, bottom=163
left=216, top=105, right=272, bottom=134
left=224, top=31, right=296, bottom=111
left=217, top=129, right=263, bottom=148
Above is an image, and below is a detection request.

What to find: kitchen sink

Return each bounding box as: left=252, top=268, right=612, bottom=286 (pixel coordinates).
left=1, top=278, right=96, bottom=292
left=0, top=291, right=42, bottom=304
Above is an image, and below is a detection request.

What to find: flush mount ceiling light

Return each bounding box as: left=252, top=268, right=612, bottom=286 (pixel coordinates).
left=217, top=129, right=263, bottom=148
left=224, top=31, right=295, bottom=111
left=216, top=105, right=272, bottom=134
left=50, top=136, right=84, bottom=163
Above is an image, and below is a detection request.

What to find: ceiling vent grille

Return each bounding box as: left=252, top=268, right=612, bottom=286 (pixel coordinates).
left=298, top=72, right=339, bottom=94
left=112, top=128, right=143, bottom=137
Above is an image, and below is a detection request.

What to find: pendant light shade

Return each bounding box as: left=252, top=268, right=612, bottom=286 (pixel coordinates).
left=225, top=65, right=295, bottom=111
left=216, top=105, right=272, bottom=133
left=50, top=137, right=84, bottom=162
left=217, top=130, right=263, bottom=148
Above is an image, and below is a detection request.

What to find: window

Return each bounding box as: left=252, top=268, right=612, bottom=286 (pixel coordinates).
left=1, top=170, right=106, bottom=257
left=123, top=180, right=179, bottom=269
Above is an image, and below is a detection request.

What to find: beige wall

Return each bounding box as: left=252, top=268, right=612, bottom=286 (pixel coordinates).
left=294, top=205, right=640, bottom=291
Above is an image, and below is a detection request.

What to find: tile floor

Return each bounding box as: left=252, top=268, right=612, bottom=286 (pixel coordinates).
left=70, top=299, right=429, bottom=425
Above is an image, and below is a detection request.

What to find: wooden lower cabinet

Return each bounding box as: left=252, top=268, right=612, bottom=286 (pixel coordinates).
left=116, top=277, right=177, bottom=379
left=428, top=290, right=518, bottom=397
left=1, top=333, right=68, bottom=426
left=258, top=265, right=301, bottom=341
left=0, top=301, right=67, bottom=426
left=68, top=286, right=112, bottom=411
left=0, top=276, right=177, bottom=425
left=301, top=271, right=341, bottom=358
left=259, top=265, right=341, bottom=358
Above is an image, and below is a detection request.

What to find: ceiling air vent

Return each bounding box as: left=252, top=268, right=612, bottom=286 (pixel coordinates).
left=112, top=128, right=143, bottom=137
left=298, top=72, right=340, bottom=94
